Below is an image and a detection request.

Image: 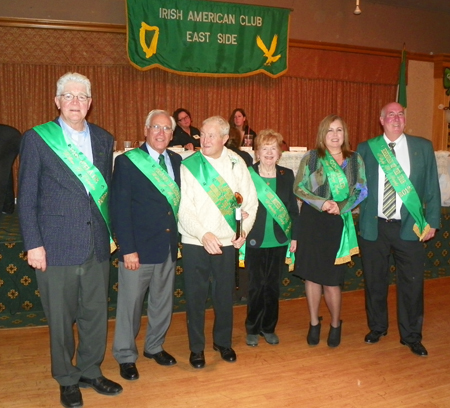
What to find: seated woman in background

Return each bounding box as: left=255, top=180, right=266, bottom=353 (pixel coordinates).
left=293, top=114, right=367, bottom=348
left=229, top=108, right=257, bottom=149
left=245, top=129, right=299, bottom=347
left=226, top=127, right=253, bottom=167
left=170, top=108, right=201, bottom=150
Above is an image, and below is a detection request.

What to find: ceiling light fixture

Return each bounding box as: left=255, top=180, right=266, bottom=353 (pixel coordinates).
left=354, top=0, right=362, bottom=15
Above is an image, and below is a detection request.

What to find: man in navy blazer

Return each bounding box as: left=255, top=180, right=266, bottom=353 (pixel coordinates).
left=18, top=72, right=122, bottom=408
left=357, top=102, right=440, bottom=357
left=110, top=110, right=182, bottom=381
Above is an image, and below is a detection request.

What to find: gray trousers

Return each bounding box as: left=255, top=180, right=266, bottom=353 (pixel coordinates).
left=36, top=248, right=110, bottom=386
left=113, top=252, right=175, bottom=363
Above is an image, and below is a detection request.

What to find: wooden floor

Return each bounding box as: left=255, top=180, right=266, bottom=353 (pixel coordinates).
left=2, top=278, right=450, bottom=408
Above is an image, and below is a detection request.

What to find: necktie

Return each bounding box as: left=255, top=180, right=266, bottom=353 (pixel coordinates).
left=158, top=154, right=168, bottom=173
left=382, top=142, right=396, bottom=219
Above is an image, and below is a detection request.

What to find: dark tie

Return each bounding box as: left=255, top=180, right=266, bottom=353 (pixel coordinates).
left=382, top=142, right=396, bottom=219
left=158, top=154, right=168, bottom=173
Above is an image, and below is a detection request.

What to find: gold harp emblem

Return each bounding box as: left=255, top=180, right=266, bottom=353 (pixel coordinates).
left=140, top=22, right=160, bottom=58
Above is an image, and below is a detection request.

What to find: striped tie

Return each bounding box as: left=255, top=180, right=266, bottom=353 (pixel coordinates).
left=382, top=143, right=396, bottom=219
left=158, top=154, right=168, bottom=173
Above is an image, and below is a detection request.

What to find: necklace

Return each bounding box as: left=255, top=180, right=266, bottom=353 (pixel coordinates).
left=331, top=151, right=342, bottom=156
left=259, top=165, right=275, bottom=177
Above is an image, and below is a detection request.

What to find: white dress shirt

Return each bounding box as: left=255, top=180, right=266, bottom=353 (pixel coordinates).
left=377, top=133, right=410, bottom=219
left=146, top=143, right=175, bottom=180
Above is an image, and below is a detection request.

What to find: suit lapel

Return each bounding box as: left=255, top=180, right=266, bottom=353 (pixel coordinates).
left=406, top=135, right=418, bottom=183
left=47, top=119, right=88, bottom=195
left=138, top=144, right=181, bottom=187
left=167, top=150, right=181, bottom=187
left=90, top=123, right=107, bottom=177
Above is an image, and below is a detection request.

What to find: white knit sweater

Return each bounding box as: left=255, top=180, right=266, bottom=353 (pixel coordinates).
left=178, top=147, right=258, bottom=247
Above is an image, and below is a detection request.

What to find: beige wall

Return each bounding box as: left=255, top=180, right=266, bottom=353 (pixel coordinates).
left=406, top=60, right=434, bottom=140
left=1, top=0, right=450, bottom=54
left=1, top=0, right=449, bottom=148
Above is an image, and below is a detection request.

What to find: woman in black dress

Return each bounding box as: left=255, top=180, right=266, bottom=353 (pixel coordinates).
left=294, top=115, right=367, bottom=347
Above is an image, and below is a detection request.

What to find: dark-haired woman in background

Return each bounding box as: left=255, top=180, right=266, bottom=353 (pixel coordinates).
left=294, top=115, right=367, bottom=348
left=226, top=127, right=253, bottom=167
left=229, top=108, right=257, bottom=149
left=170, top=108, right=200, bottom=150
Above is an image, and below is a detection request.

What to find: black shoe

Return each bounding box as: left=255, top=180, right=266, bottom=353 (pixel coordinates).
left=364, top=330, right=387, bottom=344
left=327, top=320, right=342, bottom=348
left=143, top=350, right=177, bottom=366
left=119, top=362, right=139, bottom=381
left=213, top=343, right=237, bottom=363
left=307, top=316, right=322, bottom=346
left=60, top=385, right=83, bottom=408
left=400, top=340, right=428, bottom=357
left=189, top=351, right=205, bottom=369
left=79, top=376, right=123, bottom=396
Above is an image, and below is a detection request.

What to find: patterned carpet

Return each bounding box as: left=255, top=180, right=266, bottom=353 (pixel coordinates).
left=1, top=211, right=450, bottom=328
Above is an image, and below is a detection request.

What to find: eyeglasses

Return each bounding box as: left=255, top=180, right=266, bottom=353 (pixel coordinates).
left=58, top=93, right=90, bottom=102
left=149, top=124, right=173, bottom=134
left=178, top=115, right=190, bottom=122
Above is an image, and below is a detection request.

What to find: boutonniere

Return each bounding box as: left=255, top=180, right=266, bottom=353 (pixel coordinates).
left=280, top=169, right=285, bottom=175
left=229, top=155, right=238, bottom=169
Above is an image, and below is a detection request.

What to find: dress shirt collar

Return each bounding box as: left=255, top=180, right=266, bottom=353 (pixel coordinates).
left=145, top=143, right=174, bottom=180
left=383, top=133, right=405, bottom=147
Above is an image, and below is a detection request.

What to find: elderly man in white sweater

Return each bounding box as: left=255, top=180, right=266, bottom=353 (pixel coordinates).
left=179, top=116, right=258, bottom=369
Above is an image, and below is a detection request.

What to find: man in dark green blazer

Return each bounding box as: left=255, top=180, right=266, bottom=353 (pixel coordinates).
left=357, top=102, right=440, bottom=357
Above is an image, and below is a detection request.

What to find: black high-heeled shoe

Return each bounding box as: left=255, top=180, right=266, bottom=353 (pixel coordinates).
left=327, top=320, right=343, bottom=348
left=307, top=316, right=323, bottom=346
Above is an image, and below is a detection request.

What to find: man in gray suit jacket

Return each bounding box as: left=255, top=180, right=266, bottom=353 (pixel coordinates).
left=357, top=102, right=440, bottom=357
left=18, top=72, right=122, bottom=408
left=110, top=110, right=182, bottom=381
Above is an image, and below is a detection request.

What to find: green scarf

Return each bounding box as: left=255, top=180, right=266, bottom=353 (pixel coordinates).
left=249, top=166, right=295, bottom=268
left=34, top=121, right=116, bottom=252
left=183, top=151, right=244, bottom=263
left=182, top=151, right=238, bottom=231
left=368, top=136, right=430, bottom=240
left=320, top=151, right=359, bottom=264
left=125, top=148, right=180, bottom=221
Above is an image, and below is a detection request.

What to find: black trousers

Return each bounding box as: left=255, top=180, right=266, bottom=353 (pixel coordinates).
left=245, top=245, right=287, bottom=335
left=359, top=219, right=425, bottom=343
left=0, top=124, right=21, bottom=213
left=182, top=244, right=235, bottom=353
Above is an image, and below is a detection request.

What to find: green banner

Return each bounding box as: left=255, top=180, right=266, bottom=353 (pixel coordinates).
left=126, top=0, right=290, bottom=77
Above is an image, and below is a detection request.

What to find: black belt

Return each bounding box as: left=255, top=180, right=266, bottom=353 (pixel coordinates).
left=378, top=217, right=401, bottom=223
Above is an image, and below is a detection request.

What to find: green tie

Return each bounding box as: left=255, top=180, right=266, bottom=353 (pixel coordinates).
left=159, top=154, right=168, bottom=173
left=382, top=142, right=396, bottom=219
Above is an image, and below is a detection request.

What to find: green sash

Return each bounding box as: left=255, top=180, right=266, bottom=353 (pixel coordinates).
left=368, top=136, right=430, bottom=240
left=125, top=148, right=180, bottom=221
left=320, top=151, right=359, bottom=264
left=34, top=121, right=116, bottom=252
left=248, top=167, right=295, bottom=268
left=182, top=152, right=238, bottom=231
